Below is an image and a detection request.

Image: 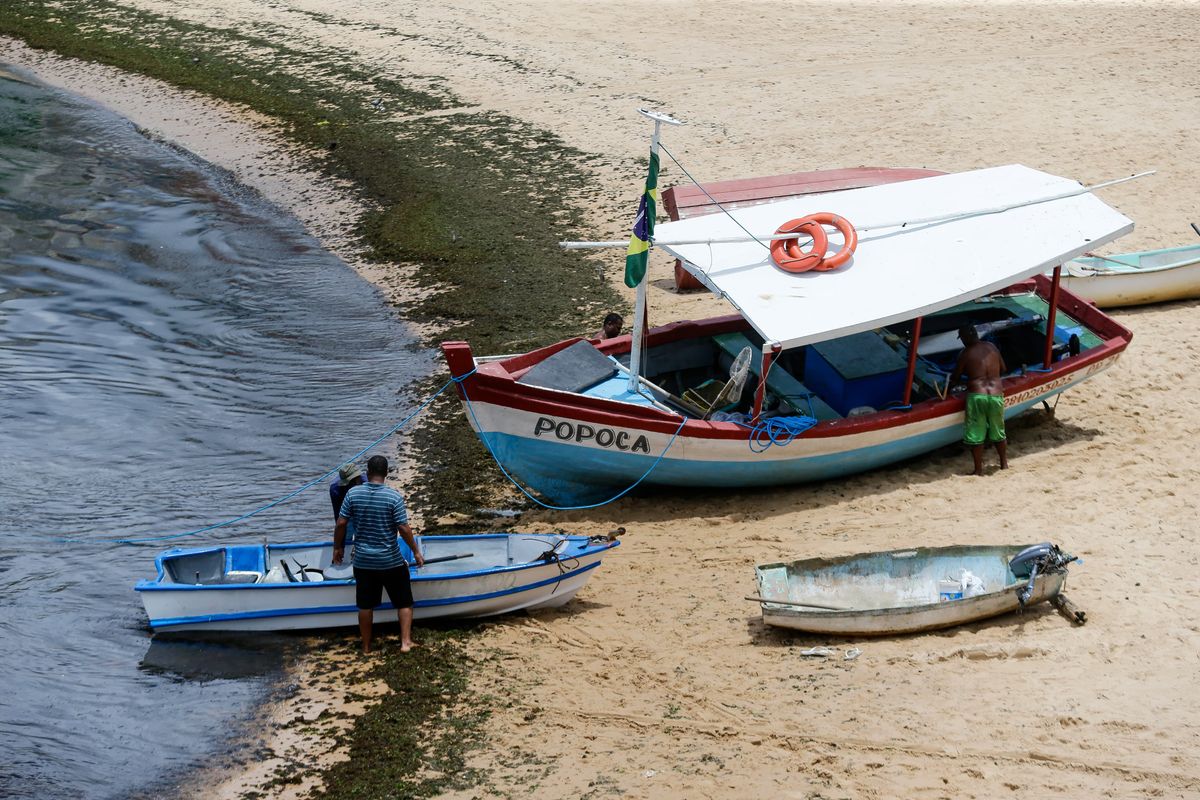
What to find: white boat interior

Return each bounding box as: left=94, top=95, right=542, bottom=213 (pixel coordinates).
left=756, top=546, right=1030, bottom=611
left=153, top=533, right=578, bottom=587
left=1069, top=242, right=1200, bottom=275
left=524, top=290, right=1099, bottom=423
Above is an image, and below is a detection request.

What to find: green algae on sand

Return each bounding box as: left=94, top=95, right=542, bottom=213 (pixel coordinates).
left=0, top=0, right=623, bottom=518
left=0, top=3, right=626, bottom=796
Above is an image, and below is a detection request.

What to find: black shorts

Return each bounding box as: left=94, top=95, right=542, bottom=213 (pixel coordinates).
left=353, top=564, right=413, bottom=610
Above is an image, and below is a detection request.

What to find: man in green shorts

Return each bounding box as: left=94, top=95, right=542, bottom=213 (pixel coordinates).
left=949, top=324, right=1008, bottom=476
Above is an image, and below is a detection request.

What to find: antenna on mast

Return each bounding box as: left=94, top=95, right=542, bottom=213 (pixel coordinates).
left=637, top=108, right=685, bottom=127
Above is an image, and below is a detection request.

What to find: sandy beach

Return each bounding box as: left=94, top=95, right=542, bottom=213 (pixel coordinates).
left=6, top=1, right=1199, bottom=796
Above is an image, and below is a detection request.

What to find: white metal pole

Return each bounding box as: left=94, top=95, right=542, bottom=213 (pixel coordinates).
left=562, top=170, right=1156, bottom=252
left=629, top=274, right=648, bottom=392
left=627, top=110, right=682, bottom=393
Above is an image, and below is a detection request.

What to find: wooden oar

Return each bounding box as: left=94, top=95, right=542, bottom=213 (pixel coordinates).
left=1051, top=593, right=1086, bottom=625
left=412, top=552, right=474, bottom=567
left=745, top=595, right=848, bottom=611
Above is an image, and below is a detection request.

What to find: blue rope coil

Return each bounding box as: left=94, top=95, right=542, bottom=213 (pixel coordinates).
left=736, top=416, right=819, bottom=453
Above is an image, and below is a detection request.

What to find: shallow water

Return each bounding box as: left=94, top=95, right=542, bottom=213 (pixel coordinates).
left=0, top=67, right=424, bottom=798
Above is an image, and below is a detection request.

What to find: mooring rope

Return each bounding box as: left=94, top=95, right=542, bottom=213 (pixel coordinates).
left=34, top=365, right=693, bottom=544
left=40, top=371, right=476, bottom=545
left=457, top=380, right=689, bottom=511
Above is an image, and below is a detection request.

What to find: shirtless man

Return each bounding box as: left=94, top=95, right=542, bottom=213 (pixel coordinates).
left=948, top=324, right=1008, bottom=475
left=596, top=312, right=623, bottom=340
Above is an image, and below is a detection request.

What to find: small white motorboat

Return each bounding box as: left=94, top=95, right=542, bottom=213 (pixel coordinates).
left=136, top=532, right=620, bottom=633
left=750, top=543, right=1075, bottom=636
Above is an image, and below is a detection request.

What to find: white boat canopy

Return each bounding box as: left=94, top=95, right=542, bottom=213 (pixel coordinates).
left=655, top=165, right=1133, bottom=351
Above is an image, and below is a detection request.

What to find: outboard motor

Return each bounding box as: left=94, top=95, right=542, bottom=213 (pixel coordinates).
left=1009, top=543, right=1077, bottom=607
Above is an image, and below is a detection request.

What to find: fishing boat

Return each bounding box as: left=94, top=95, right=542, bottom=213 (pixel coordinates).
left=441, top=112, right=1140, bottom=505
left=750, top=542, right=1076, bottom=636
left=135, top=532, right=620, bottom=632
left=1059, top=241, right=1200, bottom=308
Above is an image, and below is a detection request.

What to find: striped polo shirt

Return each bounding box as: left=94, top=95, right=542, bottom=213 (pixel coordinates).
left=338, top=482, right=411, bottom=569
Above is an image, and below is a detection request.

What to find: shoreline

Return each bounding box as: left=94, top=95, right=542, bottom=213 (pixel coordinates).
left=0, top=39, right=384, bottom=297
left=0, top=37, right=439, bottom=491
left=180, top=641, right=387, bottom=800
left=0, top=0, right=627, bottom=519
left=1, top=41, right=425, bottom=799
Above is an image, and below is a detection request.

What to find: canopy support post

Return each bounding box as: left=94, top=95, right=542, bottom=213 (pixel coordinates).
left=902, top=316, right=923, bottom=407
left=752, top=343, right=781, bottom=421
left=1043, top=265, right=1062, bottom=369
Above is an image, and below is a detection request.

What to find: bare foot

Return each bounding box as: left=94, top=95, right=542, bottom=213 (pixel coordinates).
left=400, top=641, right=419, bottom=653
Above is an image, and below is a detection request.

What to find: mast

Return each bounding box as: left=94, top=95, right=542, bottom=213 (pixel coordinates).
left=628, top=109, right=683, bottom=393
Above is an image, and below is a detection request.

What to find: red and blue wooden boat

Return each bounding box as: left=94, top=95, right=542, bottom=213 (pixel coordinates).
left=442, top=163, right=1135, bottom=505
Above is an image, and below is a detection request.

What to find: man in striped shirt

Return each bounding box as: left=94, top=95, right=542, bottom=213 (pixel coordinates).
left=333, top=454, right=424, bottom=654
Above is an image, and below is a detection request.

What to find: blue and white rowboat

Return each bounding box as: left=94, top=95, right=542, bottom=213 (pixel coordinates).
left=136, top=533, right=619, bottom=633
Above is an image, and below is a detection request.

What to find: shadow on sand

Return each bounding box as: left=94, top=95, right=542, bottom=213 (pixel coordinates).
left=742, top=601, right=1064, bottom=651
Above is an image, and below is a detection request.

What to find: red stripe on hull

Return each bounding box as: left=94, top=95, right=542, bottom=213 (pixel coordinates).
left=442, top=282, right=1131, bottom=442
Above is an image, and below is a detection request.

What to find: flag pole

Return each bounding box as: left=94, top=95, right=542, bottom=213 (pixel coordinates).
left=628, top=109, right=682, bottom=393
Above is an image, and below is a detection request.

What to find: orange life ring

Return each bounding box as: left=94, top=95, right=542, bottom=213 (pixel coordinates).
left=805, top=212, right=858, bottom=271
left=769, top=218, right=828, bottom=273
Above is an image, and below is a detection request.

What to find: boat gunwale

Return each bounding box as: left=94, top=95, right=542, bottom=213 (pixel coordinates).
left=756, top=542, right=1036, bottom=573
left=753, top=543, right=1059, bottom=620
left=442, top=277, right=1131, bottom=441
left=144, top=560, right=604, bottom=629
left=134, top=534, right=619, bottom=592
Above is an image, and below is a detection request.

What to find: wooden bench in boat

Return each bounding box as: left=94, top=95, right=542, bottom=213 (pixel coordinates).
left=712, top=332, right=841, bottom=420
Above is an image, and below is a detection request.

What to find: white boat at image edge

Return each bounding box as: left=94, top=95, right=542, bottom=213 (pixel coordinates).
left=1060, top=241, right=1200, bottom=308
left=135, top=532, right=620, bottom=633
left=751, top=542, right=1076, bottom=636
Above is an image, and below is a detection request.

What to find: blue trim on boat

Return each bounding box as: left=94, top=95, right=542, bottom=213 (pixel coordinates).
left=479, top=392, right=1062, bottom=504
left=147, top=561, right=601, bottom=628
left=136, top=578, right=355, bottom=591
left=135, top=535, right=618, bottom=591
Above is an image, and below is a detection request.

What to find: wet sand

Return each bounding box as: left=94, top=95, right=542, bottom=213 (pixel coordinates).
left=7, top=1, right=1199, bottom=796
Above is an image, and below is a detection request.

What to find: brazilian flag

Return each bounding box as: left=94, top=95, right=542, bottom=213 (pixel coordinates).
left=624, top=150, right=659, bottom=288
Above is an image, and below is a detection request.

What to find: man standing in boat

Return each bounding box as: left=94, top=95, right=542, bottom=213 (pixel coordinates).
left=949, top=324, right=1009, bottom=476
left=333, top=454, right=424, bottom=654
